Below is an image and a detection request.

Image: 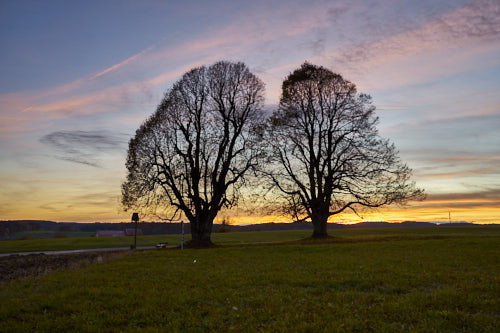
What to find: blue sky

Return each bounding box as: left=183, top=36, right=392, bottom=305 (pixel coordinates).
left=1, top=0, right=499, bottom=223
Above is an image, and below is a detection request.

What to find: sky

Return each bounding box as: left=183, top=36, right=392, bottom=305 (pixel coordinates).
left=1, top=0, right=499, bottom=224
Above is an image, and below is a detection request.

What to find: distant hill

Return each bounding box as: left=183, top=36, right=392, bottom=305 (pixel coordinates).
left=0, top=219, right=477, bottom=240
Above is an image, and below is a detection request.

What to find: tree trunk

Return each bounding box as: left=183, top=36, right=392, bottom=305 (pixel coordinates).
left=187, top=216, right=215, bottom=248
left=311, top=209, right=329, bottom=238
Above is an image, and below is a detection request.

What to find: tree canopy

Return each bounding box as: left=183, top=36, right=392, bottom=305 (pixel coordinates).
left=123, top=61, right=424, bottom=243
left=122, top=61, right=265, bottom=247
left=266, top=62, right=424, bottom=237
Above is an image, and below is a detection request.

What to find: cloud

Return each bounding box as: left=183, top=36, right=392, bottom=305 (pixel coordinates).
left=427, top=186, right=500, bottom=202
left=38, top=203, right=66, bottom=213
left=73, top=191, right=120, bottom=207
left=305, top=33, right=326, bottom=57
left=373, top=186, right=500, bottom=222
left=38, top=192, right=119, bottom=212
left=440, top=0, right=500, bottom=39
left=385, top=113, right=500, bottom=139
left=0, top=1, right=363, bottom=130
left=324, top=0, right=500, bottom=73
left=0, top=59, right=216, bottom=138
left=39, top=130, right=127, bottom=167
left=2, top=0, right=499, bottom=137
left=416, top=169, right=498, bottom=180
left=90, top=45, right=156, bottom=79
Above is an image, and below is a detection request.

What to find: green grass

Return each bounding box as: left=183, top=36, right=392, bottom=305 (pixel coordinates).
left=0, top=234, right=182, bottom=253
left=0, top=230, right=321, bottom=253
left=2, top=230, right=94, bottom=240
left=0, top=228, right=499, bottom=331
left=1, top=225, right=499, bottom=253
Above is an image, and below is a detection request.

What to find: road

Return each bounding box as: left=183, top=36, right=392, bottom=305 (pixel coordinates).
left=0, top=245, right=178, bottom=258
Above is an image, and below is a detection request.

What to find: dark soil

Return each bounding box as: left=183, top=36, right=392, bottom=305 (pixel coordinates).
left=0, top=251, right=130, bottom=284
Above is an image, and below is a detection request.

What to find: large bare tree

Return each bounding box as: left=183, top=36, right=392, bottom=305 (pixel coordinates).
left=122, top=61, right=265, bottom=247
left=267, top=63, right=424, bottom=237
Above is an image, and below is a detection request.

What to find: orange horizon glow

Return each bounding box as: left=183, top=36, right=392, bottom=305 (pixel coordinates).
left=2, top=203, right=499, bottom=225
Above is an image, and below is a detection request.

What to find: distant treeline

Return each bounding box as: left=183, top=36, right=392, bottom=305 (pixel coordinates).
left=0, top=220, right=475, bottom=240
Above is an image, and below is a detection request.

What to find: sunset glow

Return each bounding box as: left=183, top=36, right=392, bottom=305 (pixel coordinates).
left=1, top=0, right=499, bottom=224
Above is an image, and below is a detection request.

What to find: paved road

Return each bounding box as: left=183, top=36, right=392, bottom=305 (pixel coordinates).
left=0, top=245, right=178, bottom=258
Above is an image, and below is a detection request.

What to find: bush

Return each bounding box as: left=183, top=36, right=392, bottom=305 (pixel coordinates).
left=55, top=232, right=67, bottom=238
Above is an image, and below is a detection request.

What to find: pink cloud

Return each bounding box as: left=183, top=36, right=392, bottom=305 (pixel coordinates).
left=310, top=0, right=500, bottom=85
left=1, top=3, right=333, bottom=137
left=3, top=0, right=498, bottom=138
left=22, top=58, right=215, bottom=115
left=416, top=169, right=498, bottom=180
left=0, top=55, right=226, bottom=139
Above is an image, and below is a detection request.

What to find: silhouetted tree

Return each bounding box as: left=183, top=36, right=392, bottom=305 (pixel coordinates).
left=122, top=61, right=265, bottom=247
left=267, top=63, right=424, bottom=238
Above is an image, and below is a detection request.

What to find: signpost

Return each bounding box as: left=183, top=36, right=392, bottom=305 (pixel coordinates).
left=131, top=213, right=139, bottom=249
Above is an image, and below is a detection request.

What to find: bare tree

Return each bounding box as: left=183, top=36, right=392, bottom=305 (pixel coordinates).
left=267, top=63, right=424, bottom=237
left=122, top=61, right=265, bottom=247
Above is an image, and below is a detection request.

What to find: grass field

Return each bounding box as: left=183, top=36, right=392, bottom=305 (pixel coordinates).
left=1, top=230, right=95, bottom=241
left=1, top=225, right=499, bottom=254
left=0, top=226, right=499, bottom=331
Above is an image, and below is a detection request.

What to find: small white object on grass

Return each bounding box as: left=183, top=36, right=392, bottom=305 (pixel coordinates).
left=193, top=259, right=197, bottom=263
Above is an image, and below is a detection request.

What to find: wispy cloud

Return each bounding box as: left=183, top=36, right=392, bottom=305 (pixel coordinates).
left=39, top=130, right=127, bottom=167
left=328, top=0, right=500, bottom=70
left=386, top=113, right=500, bottom=136
left=90, top=45, right=156, bottom=79
left=427, top=186, right=500, bottom=202
left=0, top=59, right=218, bottom=138
left=416, top=169, right=498, bottom=180
left=0, top=3, right=334, bottom=137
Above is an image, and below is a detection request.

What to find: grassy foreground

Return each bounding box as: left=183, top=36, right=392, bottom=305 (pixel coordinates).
left=0, top=229, right=499, bottom=331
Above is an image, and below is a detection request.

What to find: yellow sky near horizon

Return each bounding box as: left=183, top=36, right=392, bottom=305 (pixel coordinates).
left=3, top=200, right=498, bottom=225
